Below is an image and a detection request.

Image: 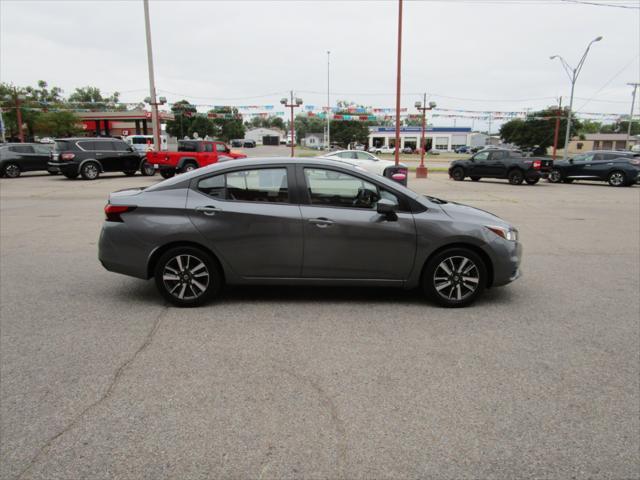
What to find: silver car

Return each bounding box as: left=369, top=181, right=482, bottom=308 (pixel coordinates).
left=99, top=158, right=522, bottom=307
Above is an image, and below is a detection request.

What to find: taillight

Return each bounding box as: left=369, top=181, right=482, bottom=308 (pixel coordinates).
left=61, top=152, right=75, bottom=161
left=104, top=204, right=136, bottom=222
left=533, top=160, right=541, bottom=169
left=630, top=159, right=640, bottom=165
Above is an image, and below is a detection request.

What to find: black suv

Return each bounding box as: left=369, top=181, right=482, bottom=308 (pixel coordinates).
left=0, top=143, right=54, bottom=178
left=48, top=137, right=155, bottom=180
left=548, top=150, right=639, bottom=187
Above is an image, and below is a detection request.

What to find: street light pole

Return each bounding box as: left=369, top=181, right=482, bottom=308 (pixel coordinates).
left=327, top=50, right=331, bottom=150
left=143, top=0, right=161, bottom=152
left=281, top=92, right=303, bottom=157
left=394, top=0, right=403, bottom=166
left=552, top=96, right=563, bottom=161
left=550, top=36, right=602, bottom=160
left=414, top=95, right=436, bottom=179
left=626, top=82, right=639, bottom=147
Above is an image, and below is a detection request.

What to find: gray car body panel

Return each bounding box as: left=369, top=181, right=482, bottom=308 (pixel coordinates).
left=99, top=157, right=521, bottom=289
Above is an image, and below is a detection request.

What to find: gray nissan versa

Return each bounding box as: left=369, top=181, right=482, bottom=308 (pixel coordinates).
left=99, top=157, right=522, bottom=307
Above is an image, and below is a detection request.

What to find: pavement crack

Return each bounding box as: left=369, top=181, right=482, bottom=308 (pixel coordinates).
left=14, top=305, right=169, bottom=480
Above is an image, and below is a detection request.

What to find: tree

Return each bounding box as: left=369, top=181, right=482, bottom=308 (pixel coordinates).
left=579, top=120, right=602, bottom=135
left=499, top=107, right=582, bottom=149
left=208, top=106, right=244, bottom=141
left=294, top=115, right=325, bottom=143
left=330, top=121, right=370, bottom=147
left=600, top=120, right=640, bottom=136
left=166, top=100, right=198, bottom=138
left=34, top=111, right=81, bottom=137
left=68, top=86, right=123, bottom=110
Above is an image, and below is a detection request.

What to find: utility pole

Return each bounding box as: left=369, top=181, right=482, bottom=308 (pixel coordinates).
left=414, top=95, right=436, bottom=178
left=550, top=35, right=602, bottom=160
left=281, top=92, right=303, bottom=157
left=552, top=96, right=563, bottom=161
left=326, top=50, right=331, bottom=150
left=626, top=82, right=639, bottom=148
left=393, top=0, right=403, bottom=166
left=13, top=87, right=25, bottom=143
left=143, top=0, right=161, bottom=152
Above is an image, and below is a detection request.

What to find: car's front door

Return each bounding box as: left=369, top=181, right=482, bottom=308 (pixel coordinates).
left=113, top=141, right=140, bottom=171
left=468, top=151, right=491, bottom=176
left=187, top=166, right=304, bottom=278
left=299, top=166, right=416, bottom=280
left=566, top=153, right=596, bottom=178
left=90, top=140, right=119, bottom=171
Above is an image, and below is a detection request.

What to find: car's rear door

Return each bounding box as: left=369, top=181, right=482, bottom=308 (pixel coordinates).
left=8, top=145, right=37, bottom=170
left=186, top=165, right=304, bottom=278
left=298, top=166, right=416, bottom=281
left=487, top=150, right=508, bottom=176
left=31, top=144, right=52, bottom=170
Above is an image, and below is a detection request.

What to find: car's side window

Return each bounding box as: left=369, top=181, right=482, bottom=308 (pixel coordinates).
left=204, top=143, right=214, bottom=153
left=77, top=141, right=94, bottom=151
left=9, top=145, right=35, bottom=154
left=113, top=141, right=130, bottom=152
left=198, top=168, right=288, bottom=203
left=356, top=152, right=375, bottom=161
left=215, top=143, right=227, bottom=153
left=304, top=168, right=398, bottom=210
left=474, top=152, right=490, bottom=162
left=33, top=145, right=51, bottom=155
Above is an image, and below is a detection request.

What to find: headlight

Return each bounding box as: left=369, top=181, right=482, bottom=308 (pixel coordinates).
left=486, top=225, right=518, bottom=241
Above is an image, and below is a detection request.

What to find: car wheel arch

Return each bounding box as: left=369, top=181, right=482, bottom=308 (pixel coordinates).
left=419, top=242, right=494, bottom=288
left=147, top=240, right=226, bottom=282
left=79, top=158, right=103, bottom=172
left=177, top=157, right=198, bottom=170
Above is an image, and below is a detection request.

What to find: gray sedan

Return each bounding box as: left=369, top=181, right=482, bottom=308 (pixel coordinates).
left=99, top=158, right=522, bottom=307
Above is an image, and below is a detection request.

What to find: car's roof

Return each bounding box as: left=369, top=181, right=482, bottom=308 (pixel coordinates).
left=55, top=137, right=124, bottom=141
left=582, top=150, right=635, bottom=155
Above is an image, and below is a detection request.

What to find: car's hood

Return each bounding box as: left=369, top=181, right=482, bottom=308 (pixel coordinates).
left=437, top=200, right=509, bottom=227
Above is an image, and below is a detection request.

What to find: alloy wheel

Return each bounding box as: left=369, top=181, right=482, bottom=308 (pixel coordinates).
left=433, top=255, right=480, bottom=301
left=84, top=164, right=99, bottom=179
left=609, top=172, right=625, bottom=186
left=548, top=170, right=562, bottom=183
left=162, top=254, right=210, bottom=300
left=4, top=164, right=20, bottom=178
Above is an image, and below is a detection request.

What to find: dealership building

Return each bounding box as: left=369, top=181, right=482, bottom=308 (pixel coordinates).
left=368, top=126, right=486, bottom=151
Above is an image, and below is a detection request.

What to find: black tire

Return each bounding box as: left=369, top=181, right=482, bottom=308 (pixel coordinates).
left=179, top=162, right=198, bottom=174
left=508, top=169, right=524, bottom=185
left=451, top=167, right=465, bottom=181
left=141, top=161, right=156, bottom=176
left=160, top=169, right=175, bottom=179
left=422, top=248, right=487, bottom=308
left=2, top=163, right=21, bottom=178
left=154, top=246, right=222, bottom=307
left=607, top=170, right=626, bottom=187
left=63, top=171, right=79, bottom=179
left=123, top=170, right=137, bottom=177
left=525, top=176, right=539, bottom=185
left=470, top=176, right=481, bottom=182
left=548, top=169, right=562, bottom=183
left=80, top=161, right=100, bottom=180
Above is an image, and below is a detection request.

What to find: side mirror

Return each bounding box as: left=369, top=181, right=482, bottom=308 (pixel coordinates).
left=377, top=198, right=398, bottom=219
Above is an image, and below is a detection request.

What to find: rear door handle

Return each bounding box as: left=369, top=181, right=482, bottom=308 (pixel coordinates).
left=308, top=217, right=334, bottom=228
left=195, top=205, right=220, bottom=216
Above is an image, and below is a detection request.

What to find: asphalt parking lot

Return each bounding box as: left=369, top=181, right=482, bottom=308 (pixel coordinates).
left=1, top=171, right=638, bottom=479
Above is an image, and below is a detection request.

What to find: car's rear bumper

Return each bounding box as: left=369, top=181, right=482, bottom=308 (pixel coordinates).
left=98, top=222, right=151, bottom=280
left=48, top=161, right=78, bottom=174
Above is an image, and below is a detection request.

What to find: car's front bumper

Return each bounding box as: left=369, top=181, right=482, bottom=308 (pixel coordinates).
left=488, top=239, right=522, bottom=287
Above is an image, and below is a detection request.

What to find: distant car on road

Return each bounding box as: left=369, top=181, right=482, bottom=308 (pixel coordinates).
left=428, top=149, right=441, bottom=155
left=402, top=146, right=414, bottom=154
left=242, top=139, right=256, bottom=148
left=319, top=149, right=408, bottom=185
left=449, top=148, right=552, bottom=185
left=0, top=143, right=53, bottom=178
left=370, top=146, right=396, bottom=154
left=99, top=157, right=522, bottom=308
left=454, top=146, right=471, bottom=154
left=48, top=137, right=155, bottom=180
left=548, top=151, right=639, bottom=187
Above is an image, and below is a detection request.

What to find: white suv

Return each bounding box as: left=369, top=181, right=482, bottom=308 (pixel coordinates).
left=319, top=150, right=409, bottom=185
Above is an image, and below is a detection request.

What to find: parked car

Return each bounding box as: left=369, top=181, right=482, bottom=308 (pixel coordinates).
left=402, top=146, right=414, bottom=154
left=370, top=146, right=396, bottom=154
left=428, top=149, right=440, bottom=155
left=454, top=146, right=471, bottom=154
left=448, top=148, right=553, bottom=185
left=99, top=157, right=522, bottom=308
left=230, top=139, right=243, bottom=148
left=319, top=150, right=409, bottom=186
left=548, top=151, right=639, bottom=187
left=146, top=140, right=247, bottom=179
left=243, top=139, right=256, bottom=148
left=48, top=137, right=155, bottom=180
left=0, top=143, right=54, bottom=178
left=124, top=134, right=168, bottom=153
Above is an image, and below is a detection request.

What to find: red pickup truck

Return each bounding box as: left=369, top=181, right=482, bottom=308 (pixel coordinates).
left=147, top=140, right=247, bottom=178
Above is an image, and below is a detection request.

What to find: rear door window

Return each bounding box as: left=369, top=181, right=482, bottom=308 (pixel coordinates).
left=9, top=145, right=35, bottom=154
left=198, top=168, right=289, bottom=203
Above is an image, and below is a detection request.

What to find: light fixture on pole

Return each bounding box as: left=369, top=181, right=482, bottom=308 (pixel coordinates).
left=414, top=96, right=436, bottom=178
left=550, top=35, right=602, bottom=160
left=281, top=92, right=303, bottom=157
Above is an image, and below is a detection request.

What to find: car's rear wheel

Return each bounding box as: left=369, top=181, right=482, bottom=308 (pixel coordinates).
left=451, top=167, right=465, bottom=181
left=3, top=163, right=21, bottom=178
left=180, top=162, right=197, bottom=174
left=470, top=176, right=481, bottom=182
left=548, top=169, right=562, bottom=183
left=80, top=162, right=100, bottom=180
left=154, top=247, right=222, bottom=307
left=141, top=161, right=156, bottom=176
left=508, top=169, right=524, bottom=185
left=423, top=248, right=487, bottom=308
left=525, top=176, right=539, bottom=185
left=607, top=170, right=626, bottom=187
left=160, top=169, right=175, bottom=179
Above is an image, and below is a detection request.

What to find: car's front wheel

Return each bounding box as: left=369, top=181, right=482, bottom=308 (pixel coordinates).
left=154, top=247, right=222, bottom=307
left=451, top=167, right=465, bottom=181
left=423, top=248, right=487, bottom=308
left=141, top=161, right=156, bottom=176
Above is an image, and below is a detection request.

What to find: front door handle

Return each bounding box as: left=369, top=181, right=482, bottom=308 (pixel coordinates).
left=308, top=217, right=334, bottom=228
left=195, top=205, right=220, bottom=216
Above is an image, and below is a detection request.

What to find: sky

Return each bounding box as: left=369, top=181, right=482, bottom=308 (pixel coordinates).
left=1, top=0, right=639, bottom=131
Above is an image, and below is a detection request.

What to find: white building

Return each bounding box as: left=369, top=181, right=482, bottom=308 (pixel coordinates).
left=369, top=126, right=477, bottom=151
left=244, top=127, right=285, bottom=146
left=303, top=132, right=324, bottom=149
